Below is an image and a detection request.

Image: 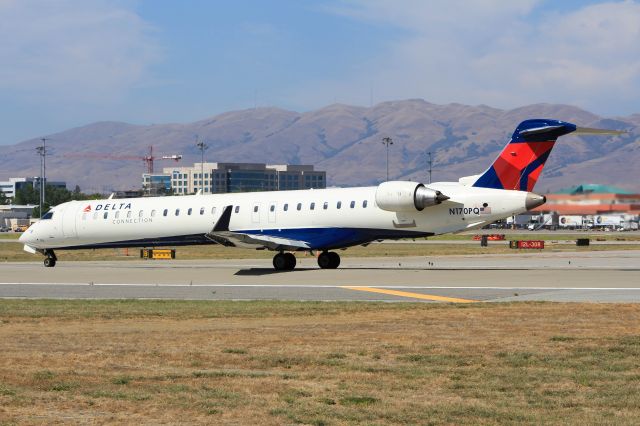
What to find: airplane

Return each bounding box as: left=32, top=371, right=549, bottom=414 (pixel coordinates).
left=19, top=118, right=621, bottom=270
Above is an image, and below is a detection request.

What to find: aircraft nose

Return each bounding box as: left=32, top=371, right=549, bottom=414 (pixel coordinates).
left=19, top=226, right=35, bottom=244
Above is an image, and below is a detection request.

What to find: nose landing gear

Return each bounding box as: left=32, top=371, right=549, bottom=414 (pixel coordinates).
left=272, top=252, right=296, bottom=271
left=317, top=251, right=340, bottom=269
left=43, top=250, right=57, bottom=268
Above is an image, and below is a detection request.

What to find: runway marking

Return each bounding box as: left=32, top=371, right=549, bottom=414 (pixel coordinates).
left=340, top=286, right=477, bottom=303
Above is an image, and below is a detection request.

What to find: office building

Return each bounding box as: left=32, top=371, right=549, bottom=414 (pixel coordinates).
left=0, top=177, right=66, bottom=200
left=142, top=173, right=172, bottom=196
left=161, top=162, right=326, bottom=194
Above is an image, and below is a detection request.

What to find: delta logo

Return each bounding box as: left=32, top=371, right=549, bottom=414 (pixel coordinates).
left=83, top=203, right=132, bottom=212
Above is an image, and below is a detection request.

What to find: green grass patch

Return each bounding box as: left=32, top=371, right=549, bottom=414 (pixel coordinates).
left=111, top=375, right=133, bottom=385
left=222, top=348, right=247, bottom=354
left=340, top=395, right=378, bottom=406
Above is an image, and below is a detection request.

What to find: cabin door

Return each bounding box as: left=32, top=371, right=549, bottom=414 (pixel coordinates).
left=61, top=204, right=79, bottom=238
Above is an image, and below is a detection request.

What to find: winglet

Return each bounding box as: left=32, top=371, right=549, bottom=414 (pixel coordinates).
left=212, top=205, right=233, bottom=232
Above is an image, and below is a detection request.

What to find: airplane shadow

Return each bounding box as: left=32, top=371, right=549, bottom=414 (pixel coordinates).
left=233, top=267, right=552, bottom=275
left=234, top=266, right=554, bottom=276
left=234, top=268, right=318, bottom=276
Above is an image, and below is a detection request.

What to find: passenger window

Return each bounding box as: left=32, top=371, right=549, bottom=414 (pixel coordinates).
left=139, top=210, right=144, bottom=218
left=363, top=200, right=368, bottom=208
left=115, top=211, right=120, bottom=219
left=163, top=209, right=168, bottom=217
left=200, top=207, right=205, bottom=215
left=337, top=201, right=342, bottom=209
left=188, top=208, right=192, bottom=215
left=297, top=203, right=302, bottom=211
left=175, top=209, right=180, bottom=216
left=127, top=211, right=132, bottom=219
left=254, top=205, right=259, bottom=213
left=350, top=201, right=355, bottom=208
left=234, top=206, right=240, bottom=213
left=82, top=213, right=87, bottom=221
left=323, top=202, right=328, bottom=210
left=151, top=210, right=156, bottom=217
left=211, top=207, right=216, bottom=215
left=93, top=212, right=98, bottom=220
left=310, top=202, right=315, bottom=210
left=284, top=203, right=288, bottom=211
left=270, top=205, right=275, bottom=212
left=103, top=212, right=108, bottom=219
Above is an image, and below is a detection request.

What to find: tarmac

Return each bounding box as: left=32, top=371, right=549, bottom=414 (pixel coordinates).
left=1, top=250, right=639, bottom=303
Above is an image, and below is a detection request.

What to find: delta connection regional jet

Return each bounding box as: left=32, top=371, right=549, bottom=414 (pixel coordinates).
left=20, top=119, right=621, bottom=270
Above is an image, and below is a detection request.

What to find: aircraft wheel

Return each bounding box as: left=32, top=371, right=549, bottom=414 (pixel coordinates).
left=318, top=251, right=335, bottom=269
left=44, top=257, right=56, bottom=268
left=283, top=253, right=296, bottom=270
left=273, top=253, right=288, bottom=271
left=328, top=252, right=340, bottom=269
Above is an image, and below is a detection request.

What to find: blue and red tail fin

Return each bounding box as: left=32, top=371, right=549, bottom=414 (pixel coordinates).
left=472, top=119, right=576, bottom=191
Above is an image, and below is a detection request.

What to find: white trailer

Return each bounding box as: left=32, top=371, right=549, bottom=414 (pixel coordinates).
left=559, top=215, right=586, bottom=229
left=594, top=215, right=624, bottom=229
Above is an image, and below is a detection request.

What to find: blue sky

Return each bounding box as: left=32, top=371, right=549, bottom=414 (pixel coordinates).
left=1, top=0, right=639, bottom=144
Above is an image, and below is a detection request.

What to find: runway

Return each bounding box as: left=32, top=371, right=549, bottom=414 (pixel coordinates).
left=1, top=250, right=639, bottom=302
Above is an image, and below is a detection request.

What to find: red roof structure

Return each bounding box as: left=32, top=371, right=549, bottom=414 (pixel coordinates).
left=532, top=192, right=640, bottom=215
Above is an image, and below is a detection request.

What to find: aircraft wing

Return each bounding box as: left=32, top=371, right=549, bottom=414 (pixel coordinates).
left=205, top=205, right=310, bottom=251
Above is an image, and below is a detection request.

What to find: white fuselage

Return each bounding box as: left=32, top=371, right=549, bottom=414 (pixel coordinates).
left=20, top=182, right=533, bottom=251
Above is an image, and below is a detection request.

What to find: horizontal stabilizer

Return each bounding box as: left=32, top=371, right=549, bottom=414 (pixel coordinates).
left=573, top=127, right=625, bottom=136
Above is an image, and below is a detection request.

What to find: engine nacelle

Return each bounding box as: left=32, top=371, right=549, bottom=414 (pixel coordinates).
left=375, top=181, right=449, bottom=212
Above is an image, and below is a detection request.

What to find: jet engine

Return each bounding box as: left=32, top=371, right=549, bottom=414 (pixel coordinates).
left=375, top=181, right=449, bottom=212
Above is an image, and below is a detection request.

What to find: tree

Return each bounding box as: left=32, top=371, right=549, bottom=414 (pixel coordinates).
left=45, top=185, right=72, bottom=206
left=0, top=191, right=6, bottom=205
left=14, top=183, right=106, bottom=217
left=13, top=185, right=39, bottom=205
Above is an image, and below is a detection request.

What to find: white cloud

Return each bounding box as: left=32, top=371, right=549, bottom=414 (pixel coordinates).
left=0, top=0, right=159, bottom=103
left=314, top=0, right=640, bottom=114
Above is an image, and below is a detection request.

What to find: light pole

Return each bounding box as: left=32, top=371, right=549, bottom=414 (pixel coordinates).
left=382, top=137, right=393, bottom=181
left=196, top=136, right=208, bottom=193
left=427, top=151, right=432, bottom=184
left=35, top=149, right=44, bottom=217
left=40, top=138, right=48, bottom=212
left=35, top=138, right=48, bottom=218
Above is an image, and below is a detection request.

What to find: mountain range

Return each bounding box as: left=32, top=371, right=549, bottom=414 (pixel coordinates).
left=1, top=99, right=639, bottom=193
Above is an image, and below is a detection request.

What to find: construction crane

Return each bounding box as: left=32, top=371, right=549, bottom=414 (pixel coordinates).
left=65, top=146, right=182, bottom=174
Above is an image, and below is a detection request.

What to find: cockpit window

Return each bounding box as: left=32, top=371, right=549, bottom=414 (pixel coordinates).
left=41, top=211, right=54, bottom=220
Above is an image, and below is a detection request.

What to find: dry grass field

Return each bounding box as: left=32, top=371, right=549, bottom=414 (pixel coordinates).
left=1, top=300, right=639, bottom=425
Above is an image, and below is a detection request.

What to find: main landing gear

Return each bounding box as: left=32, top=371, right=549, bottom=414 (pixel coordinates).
left=43, top=249, right=57, bottom=268
left=317, top=251, right=340, bottom=269
left=272, top=252, right=296, bottom=271
left=271, top=251, right=341, bottom=271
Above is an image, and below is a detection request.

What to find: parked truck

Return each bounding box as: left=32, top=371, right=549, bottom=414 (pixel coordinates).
left=559, top=215, right=589, bottom=229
